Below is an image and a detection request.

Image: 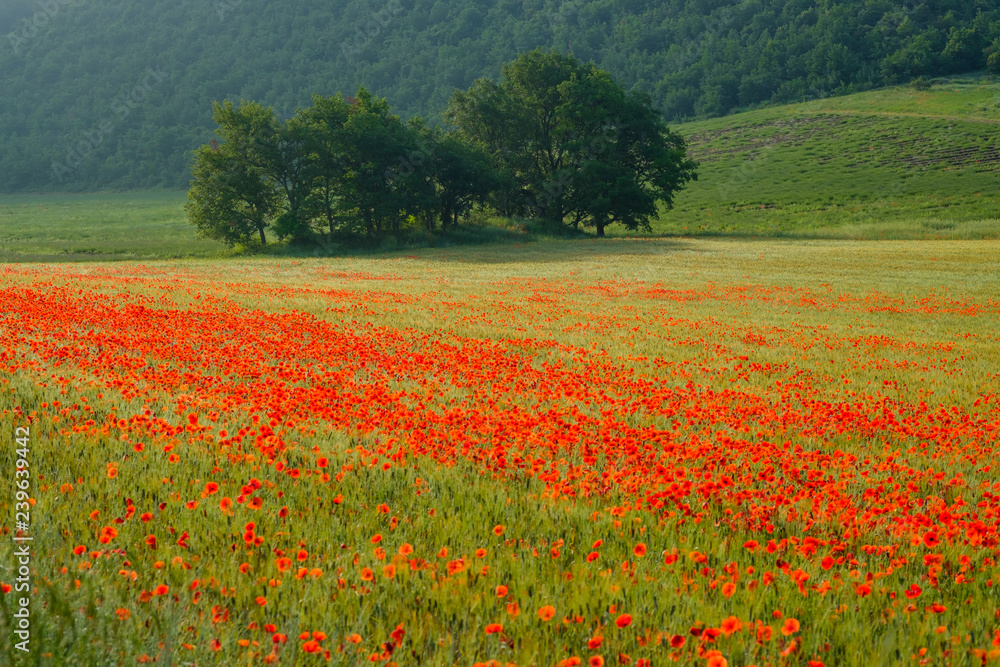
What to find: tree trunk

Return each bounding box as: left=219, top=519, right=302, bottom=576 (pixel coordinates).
left=258, top=226, right=267, bottom=245
left=596, top=221, right=605, bottom=238
left=326, top=190, right=335, bottom=241
left=440, top=202, right=450, bottom=230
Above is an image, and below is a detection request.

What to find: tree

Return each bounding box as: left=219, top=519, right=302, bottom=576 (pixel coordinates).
left=558, top=71, right=698, bottom=237
left=942, top=26, right=985, bottom=71
left=261, top=117, right=314, bottom=244
left=185, top=101, right=282, bottom=247
left=447, top=49, right=697, bottom=236
left=987, top=38, right=1000, bottom=74
left=405, top=119, right=499, bottom=230
left=297, top=94, right=353, bottom=241
left=432, top=130, right=498, bottom=229
left=336, top=89, right=414, bottom=240
left=445, top=78, right=533, bottom=217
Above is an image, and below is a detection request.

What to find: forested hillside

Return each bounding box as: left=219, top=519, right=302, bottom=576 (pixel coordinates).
left=2, top=0, right=998, bottom=192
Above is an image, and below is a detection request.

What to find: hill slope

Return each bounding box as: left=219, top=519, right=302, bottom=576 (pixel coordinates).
left=1, top=0, right=998, bottom=192
left=656, top=75, right=1000, bottom=239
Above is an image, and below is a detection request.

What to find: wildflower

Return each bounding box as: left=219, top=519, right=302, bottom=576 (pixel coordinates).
left=781, top=618, right=800, bottom=636
left=720, top=616, right=741, bottom=636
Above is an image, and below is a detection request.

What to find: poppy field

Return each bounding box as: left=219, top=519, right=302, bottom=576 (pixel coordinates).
left=1, top=238, right=999, bottom=666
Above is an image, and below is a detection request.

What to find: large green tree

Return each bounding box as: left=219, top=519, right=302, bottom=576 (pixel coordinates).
left=336, top=89, right=416, bottom=240
left=403, top=120, right=500, bottom=230
left=184, top=101, right=282, bottom=247
left=262, top=117, right=314, bottom=244
left=557, top=68, right=698, bottom=237
left=447, top=49, right=697, bottom=236
left=296, top=94, right=354, bottom=243
left=445, top=78, right=533, bottom=217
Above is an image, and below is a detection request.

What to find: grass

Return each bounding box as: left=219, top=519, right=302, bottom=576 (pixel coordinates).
left=1, top=239, right=1000, bottom=665
left=0, top=191, right=218, bottom=262
left=650, top=74, right=1000, bottom=239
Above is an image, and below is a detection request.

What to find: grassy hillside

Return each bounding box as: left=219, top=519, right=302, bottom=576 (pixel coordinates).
left=656, top=75, right=1000, bottom=239
left=2, top=77, right=998, bottom=260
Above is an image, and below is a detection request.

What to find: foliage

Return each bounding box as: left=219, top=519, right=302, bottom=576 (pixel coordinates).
left=184, top=101, right=284, bottom=247
left=189, top=54, right=695, bottom=244
left=1, top=0, right=999, bottom=192
left=186, top=88, right=502, bottom=246
left=448, top=50, right=697, bottom=236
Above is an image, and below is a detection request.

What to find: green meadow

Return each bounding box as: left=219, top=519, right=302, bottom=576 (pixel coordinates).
left=658, top=75, right=1000, bottom=239
left=1, top=76, right=998, bottom=261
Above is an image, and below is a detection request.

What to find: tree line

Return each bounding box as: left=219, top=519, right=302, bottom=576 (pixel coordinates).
left=186, top=50, right=698, bottom=247
left=1, top=0, right=997, bottom=193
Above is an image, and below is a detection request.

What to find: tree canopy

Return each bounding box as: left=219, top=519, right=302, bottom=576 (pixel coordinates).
left=186, top=52, right=697, bottom=245
left=447, top=50, right=697, bottom=236
left=1, top=0, right=998, bottom=192
left=186, top=89, right=499, bottom=248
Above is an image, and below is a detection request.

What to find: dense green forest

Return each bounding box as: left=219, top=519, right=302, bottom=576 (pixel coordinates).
left=1, top=0, right=998, bottom=192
